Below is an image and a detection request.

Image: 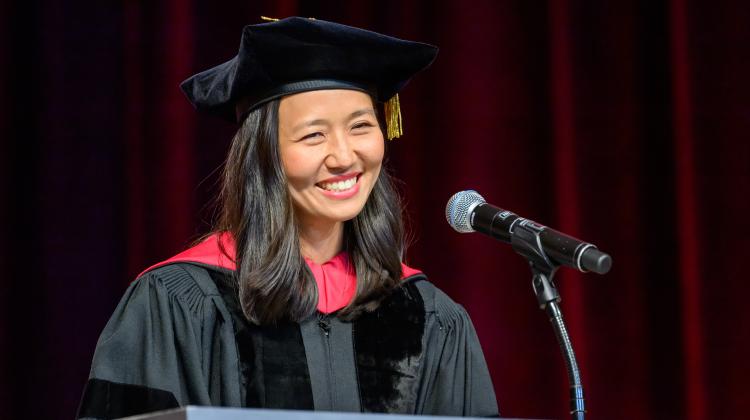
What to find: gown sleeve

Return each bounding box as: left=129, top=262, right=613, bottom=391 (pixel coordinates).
left=76, top=264, right=238, bottom=419
left=416, top=282, right=500, bottom=417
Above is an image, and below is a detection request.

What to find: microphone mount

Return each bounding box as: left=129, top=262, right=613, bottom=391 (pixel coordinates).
left=512, top=221, right=586, bottom=420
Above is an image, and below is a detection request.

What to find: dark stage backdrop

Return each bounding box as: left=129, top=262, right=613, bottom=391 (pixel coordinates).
left=2, top=1, right=748, bottom=419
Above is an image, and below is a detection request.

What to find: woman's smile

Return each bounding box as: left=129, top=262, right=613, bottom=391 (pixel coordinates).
left=316, top=172, right=361, bottom=198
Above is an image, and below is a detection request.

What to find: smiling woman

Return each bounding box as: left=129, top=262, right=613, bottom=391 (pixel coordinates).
left=77, top=17, right=499, bottom=419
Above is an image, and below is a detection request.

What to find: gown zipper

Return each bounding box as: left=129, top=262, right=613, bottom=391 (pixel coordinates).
left=317, top=313, right=335, bottom=409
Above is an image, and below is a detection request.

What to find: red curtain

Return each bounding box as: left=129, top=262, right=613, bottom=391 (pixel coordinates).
left=2, top=1, right=749, bottom=419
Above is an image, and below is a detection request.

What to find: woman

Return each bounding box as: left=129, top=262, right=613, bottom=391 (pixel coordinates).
left=78, top=17, right=498, bottom=419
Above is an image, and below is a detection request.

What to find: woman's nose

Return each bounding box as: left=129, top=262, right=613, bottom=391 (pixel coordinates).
left=325, top=134, right=356, bottom=169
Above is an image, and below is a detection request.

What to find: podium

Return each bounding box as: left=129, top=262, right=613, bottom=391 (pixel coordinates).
left=119, top=406, right=540, bottom=420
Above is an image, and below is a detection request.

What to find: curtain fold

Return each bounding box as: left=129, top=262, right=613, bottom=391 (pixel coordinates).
left=669, top=1, right=706, bottom=419
left=2, top=1, right=748, bottom=419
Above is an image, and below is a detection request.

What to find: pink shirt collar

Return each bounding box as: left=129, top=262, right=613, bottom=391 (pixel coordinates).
left=304, top=252, right=356, bottom=314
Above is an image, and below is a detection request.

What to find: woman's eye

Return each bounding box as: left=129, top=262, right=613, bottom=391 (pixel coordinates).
left=301, top=132, right=324, bottom=141
left=352, top=121, right=374, bottom=130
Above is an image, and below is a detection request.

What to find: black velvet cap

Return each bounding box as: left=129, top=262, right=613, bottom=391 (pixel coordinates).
left=180, top=17, right=438, bottom=123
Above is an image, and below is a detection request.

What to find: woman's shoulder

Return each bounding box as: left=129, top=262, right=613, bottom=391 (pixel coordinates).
left=91, top=263, right=231, bottom=359
left=125, top=263, right=230, bottom=321
left=406, top=275, right=472, bottom=327
left=137, top=262, right=224, bottom=297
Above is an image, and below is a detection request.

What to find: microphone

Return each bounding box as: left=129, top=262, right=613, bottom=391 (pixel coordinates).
left=446, top=190, right=612, bottom=274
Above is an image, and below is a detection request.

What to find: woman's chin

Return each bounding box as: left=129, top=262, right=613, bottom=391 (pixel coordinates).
left=325, top=208, right=366, bottom=224
left=311, top=202, right=368, bottom=225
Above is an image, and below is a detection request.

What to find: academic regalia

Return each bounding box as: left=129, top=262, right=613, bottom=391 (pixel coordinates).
left=77, top=234, right=498, bottom=419
left=78, top=17, right=499, bottom=419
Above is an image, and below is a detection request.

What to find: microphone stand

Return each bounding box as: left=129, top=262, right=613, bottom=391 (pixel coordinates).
left=511, top=222, right=586, bottom=420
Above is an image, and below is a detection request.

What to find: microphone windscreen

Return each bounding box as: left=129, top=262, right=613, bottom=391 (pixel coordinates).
left=446, top=190, right=486, bottom=233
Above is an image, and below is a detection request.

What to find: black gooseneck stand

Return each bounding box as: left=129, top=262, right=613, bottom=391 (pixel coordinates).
left=511, top=222, right=586, bottom=420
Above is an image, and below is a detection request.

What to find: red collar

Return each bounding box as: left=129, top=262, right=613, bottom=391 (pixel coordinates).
left=139, top=232, right=238, bottom=276
left=139, top=233, right=422, bottom=313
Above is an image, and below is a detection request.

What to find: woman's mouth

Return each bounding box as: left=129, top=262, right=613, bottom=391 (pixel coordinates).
left=316, top=174, right=361, bottom=198
left=318, top=176, right=357, bottom=192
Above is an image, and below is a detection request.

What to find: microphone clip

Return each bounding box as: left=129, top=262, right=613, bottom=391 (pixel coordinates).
left=511, top=219, right=561, bottom=309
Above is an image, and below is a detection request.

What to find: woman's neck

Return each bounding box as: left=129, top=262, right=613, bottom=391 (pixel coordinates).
left=298, top=220, right=345, bottom=264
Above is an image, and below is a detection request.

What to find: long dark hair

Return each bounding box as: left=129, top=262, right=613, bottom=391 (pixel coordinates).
left=215, top=98, right=405, bottom=325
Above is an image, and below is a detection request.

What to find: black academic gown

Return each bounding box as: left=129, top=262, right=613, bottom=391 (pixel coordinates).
left=77, top=262, right=499, bottom=419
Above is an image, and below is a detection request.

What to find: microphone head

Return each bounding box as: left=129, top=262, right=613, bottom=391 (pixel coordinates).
left=446, top=190, right=486, bottom=233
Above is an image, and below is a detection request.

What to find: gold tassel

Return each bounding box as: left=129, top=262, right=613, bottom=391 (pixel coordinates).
left=384, top=94, right=403, bottom=140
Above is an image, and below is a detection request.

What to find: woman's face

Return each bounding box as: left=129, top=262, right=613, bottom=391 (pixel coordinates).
left=278, top=89, right=385, bottom=228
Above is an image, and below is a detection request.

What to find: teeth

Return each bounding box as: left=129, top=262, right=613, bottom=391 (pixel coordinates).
left=319, top=177, right=357, bottom=192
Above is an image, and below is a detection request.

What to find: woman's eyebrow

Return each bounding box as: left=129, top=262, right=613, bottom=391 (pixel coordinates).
left=349, top=108, right=376, bottom=119
left=293, top=118, right=328, bottom=132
